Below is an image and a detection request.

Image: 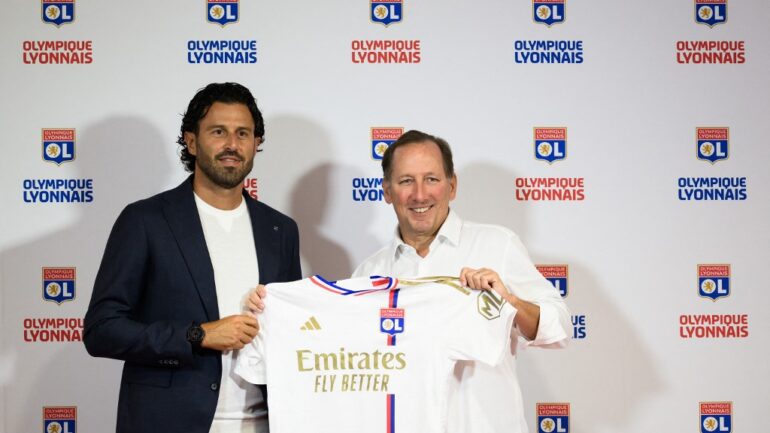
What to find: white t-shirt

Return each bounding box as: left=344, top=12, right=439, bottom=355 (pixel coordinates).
left=353, top=210, right=571, bottom=433
left=194, top=194, right=265, bottom=433
left=235, top=275, right=516, bottom=433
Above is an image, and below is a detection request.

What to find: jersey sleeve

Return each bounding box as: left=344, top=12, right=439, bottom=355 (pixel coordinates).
left=446, top=290, right=517, bottom=367
left=234, top=326, right=267, bottom=385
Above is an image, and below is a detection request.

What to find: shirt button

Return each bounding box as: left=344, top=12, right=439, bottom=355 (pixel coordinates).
left=210, top=383, right=219, bottom=391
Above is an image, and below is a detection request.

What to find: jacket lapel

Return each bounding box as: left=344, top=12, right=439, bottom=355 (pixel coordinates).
left=162, top=176, right=219, bottom=321
left=246, top=198, right=279, bottom=285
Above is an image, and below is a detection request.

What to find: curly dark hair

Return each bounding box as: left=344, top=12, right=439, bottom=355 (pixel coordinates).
left=176, top=82, right=265, bottom=172
left=381, top=130, right=454, bottom=182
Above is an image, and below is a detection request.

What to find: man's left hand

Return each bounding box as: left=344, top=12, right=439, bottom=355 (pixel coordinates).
left=460, top=267, right=513, bottom=302
left=460, top=267, right=540, bottom=340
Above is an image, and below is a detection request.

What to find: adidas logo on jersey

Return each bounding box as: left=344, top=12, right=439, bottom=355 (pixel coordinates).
left=300, top=316, right=322, bottom=331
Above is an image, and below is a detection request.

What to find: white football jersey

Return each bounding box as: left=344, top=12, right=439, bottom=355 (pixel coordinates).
left=235, top=276, right=516, bottom=433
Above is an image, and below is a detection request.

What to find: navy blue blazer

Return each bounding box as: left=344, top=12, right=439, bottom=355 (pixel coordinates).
left=84, top=176, right=301, bottom=433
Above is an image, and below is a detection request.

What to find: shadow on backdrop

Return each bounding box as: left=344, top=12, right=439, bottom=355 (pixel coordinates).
left=1, top=116, right=172, bottom=432
left=456, top=161, right=662, bottom=431
left=264, top=115, right=379, bottom=280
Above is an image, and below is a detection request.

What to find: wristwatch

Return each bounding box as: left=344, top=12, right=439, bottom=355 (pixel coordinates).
left=186, top=322, right=205, bottom=352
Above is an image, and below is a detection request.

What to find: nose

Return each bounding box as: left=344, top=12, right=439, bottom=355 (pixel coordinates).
left=412, top=181, right=427, bottom=202
left=223, top=132, right=238, bottom=150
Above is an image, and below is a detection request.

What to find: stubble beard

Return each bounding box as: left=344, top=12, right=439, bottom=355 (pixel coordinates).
left=196, top=151, right=253, bottom=189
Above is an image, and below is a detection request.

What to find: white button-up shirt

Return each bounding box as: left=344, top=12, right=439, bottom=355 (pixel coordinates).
left=353, top=210, right=570, bottom=433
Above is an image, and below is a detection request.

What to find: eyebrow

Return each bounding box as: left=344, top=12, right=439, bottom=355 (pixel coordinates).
left=204, top=124, right=254, bottom=132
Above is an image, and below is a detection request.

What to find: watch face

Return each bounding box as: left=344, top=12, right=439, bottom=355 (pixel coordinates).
left=187, top=325, right=204, bottom=342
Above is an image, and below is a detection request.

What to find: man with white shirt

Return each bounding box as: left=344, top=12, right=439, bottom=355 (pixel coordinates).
left=84, top=82, right=301, bottom=433
left=352, top=129, right=570, bottom=433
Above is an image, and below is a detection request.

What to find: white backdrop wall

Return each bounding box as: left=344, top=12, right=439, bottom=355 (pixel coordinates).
left=1, top=0, right=769, bottom=432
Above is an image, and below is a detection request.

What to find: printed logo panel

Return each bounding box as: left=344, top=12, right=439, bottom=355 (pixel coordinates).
left=695, top=0, right=727, bottom=27
left=697, top=127, right=729, bottom=163
left=533, top=0, right=565, bottom=26
left=534, top=127, right=567, bottom=163
left=700, top=402, right=732, bottom=432
left=43, top=406, right=76, bottom=433
left=42, top=129, right=75, bottom=165
left=42, top=0, right=74, bottom=26
left=208, top=0, right=238, bottom=26
left=698, top=264, right=730, bottom=301
left=371, top=127, right=403, bottom=160
left=42, top=267, right=76, bottom=305
left=536, top=264, right=568, bottom=297
left=537, top=403, right=569, bottom=433
left=371, top=0, right=402, bottom=26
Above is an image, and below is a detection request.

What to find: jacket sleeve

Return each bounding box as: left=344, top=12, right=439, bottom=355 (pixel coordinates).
left=83, top=204, right=194, bottom=368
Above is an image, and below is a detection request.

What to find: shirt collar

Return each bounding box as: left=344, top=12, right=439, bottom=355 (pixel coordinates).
left=389, top=209, right=462, bottom=259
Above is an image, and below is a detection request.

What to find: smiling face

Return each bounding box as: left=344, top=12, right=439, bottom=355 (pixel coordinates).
left=383, top=140, right=457, bottom=248
left=184, top=102, right=259, bottom=190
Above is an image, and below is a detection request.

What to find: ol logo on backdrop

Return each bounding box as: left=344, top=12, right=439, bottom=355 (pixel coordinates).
left=371, top=127, right=404, bottom=160
left=208, top=0, right=238, bottom=26
left=42, top=129, right=75, bottom=165
left=700, top=402, right=731, bottom=432
left=695, top=0, right=727, bottom=27
left=535, top=127, right=567, bottom=164
left=697, top=127, right=728, bottom=164
left=42, top=0, right=74, bottom=26
left=43, top=267, right=76, bottom=304
left=371, top=0, right=402, bottom=26
left=43, top=407, right=77, bottom=433
left=537, top=403, right=569, bottom=433
left=698, top=264, right=729, bottom=301
left=533, top=0, right=565, bottom=26
left=536, top=265, right=568, bottom=297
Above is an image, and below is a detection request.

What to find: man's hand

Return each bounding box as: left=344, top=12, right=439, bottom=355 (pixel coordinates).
left=246, top=284, right=267, bottom=313
left=460, top=267, right=540, bottom=340
left=200, top=314, right=259, bottom=351
left=460, top=267, right=512, bottom=301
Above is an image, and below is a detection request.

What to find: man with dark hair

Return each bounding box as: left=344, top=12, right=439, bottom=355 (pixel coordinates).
left=84, top=82, right=301, bottom=433
left=354, top=130, right=570, bottom=433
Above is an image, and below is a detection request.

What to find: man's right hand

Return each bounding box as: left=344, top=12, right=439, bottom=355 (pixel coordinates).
left=200, top=314, right=259, bottom=351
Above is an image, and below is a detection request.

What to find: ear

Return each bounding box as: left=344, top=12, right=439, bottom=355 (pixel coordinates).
left=184, top=132, right=197, bottom=156
left=383, top=180, right=394, bottom=204
left=449, top=174, right=458, bottom=201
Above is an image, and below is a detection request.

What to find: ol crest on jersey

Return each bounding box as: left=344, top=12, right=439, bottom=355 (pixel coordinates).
left=700, top=401, right=732, bottom=433
left=208, top=0, right=238, bottom=26
left=697, top=127, right=728, bottom=164
left=534, top=127, right=567, bottom=163
left=533, top=0, right=565, bottom=26
left=380, top=308, right=405, bottom=335
left=698, top=264, right=730, bottom=301
left=695, top=0, right=727, bottom=27
left=42, top=129, right=76, bottom=165
left=43, top=267, right=76, bottom=305
left=371, top=0, right=402, bottom=26
left=42, top=0, right=74, bottom=26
